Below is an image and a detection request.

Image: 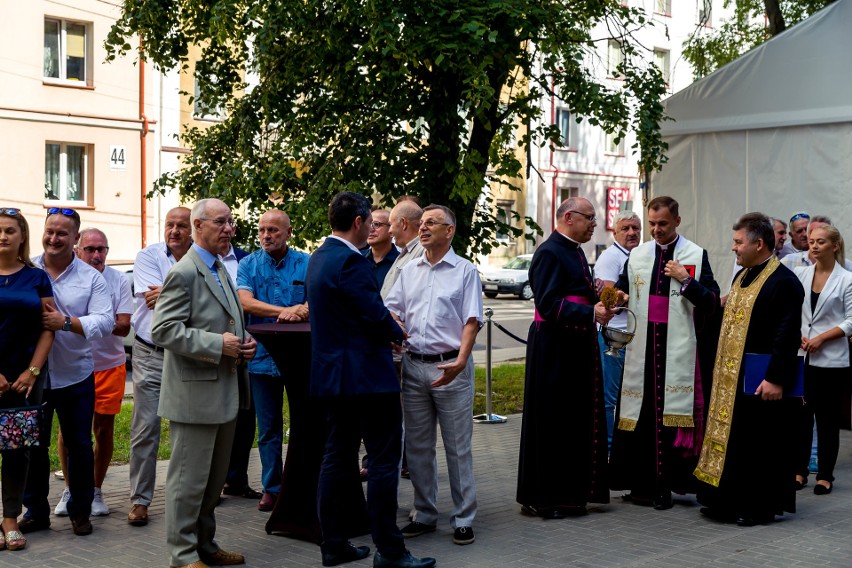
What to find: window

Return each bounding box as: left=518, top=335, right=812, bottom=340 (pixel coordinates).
left=697, top=0, right=712, bottom=25
left=608, top=40, right=624, bottom=79
left=654, top=49, right=671, bottom=86
left=44, top=18, right=88, bottom=82
left=656, top=0, right=672, bottom=16
left=555, top=108, right=575, bottom=148
left=194, top=63, right=225, bottom=120
left=559, top=187, right=579, bottom=204
left=495, top=201, right=514, bottom=242
left=45, top=143, right=89, bottom=203
left=605, top=131, right=625, bottom=156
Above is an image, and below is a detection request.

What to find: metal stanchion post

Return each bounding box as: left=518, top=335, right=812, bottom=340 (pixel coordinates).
left=474, top=307, right=507, bottom=424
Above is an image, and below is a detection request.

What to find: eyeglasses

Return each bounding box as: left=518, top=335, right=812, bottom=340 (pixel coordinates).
left=82, top=246, right=109, bottom=254
left=568, top=210, right=596, bottom=222
left=47, top=207, right=77, bottom=217
left=790, top=213, right=810, bottom=223
left=0, top=208, right=21, bottom=215
left=200, top=217, right=236, bottom=228
left=419, top=220, right=452, bottom=229
left=370, top=221, right=391, bottom=229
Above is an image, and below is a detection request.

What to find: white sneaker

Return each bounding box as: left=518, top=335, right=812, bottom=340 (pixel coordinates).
left=54, top=487, right=71, bottom=516
left=91, top=487, right=110, bottom=516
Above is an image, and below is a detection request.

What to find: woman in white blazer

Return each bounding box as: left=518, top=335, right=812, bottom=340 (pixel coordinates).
left=794, top=225, right=852, bottom=495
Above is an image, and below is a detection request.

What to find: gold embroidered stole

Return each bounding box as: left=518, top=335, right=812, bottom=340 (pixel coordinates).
left=694, top=256, right=779, bottom=487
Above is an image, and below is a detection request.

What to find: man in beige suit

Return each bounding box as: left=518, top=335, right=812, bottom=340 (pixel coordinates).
left=152, top=198, right=257, bottom=568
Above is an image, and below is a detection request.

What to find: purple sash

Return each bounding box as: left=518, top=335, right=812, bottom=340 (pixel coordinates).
left=648, top=295, right=669, bottom=323
left=534, top=295, right=593, bottom=322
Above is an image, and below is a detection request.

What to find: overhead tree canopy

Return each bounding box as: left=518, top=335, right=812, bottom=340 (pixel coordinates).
left=684, top=0, right=837, bottom=80
left=107, top=0, right=669, bottom=255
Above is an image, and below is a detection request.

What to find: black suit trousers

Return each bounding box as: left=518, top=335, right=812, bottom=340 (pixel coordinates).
left=317, top=392, right=405, bottom=557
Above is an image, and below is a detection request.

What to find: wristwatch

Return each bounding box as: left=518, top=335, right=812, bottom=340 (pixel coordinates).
left=62, top=316, right=72, bottom=332
left=28, top=366, right=40, bottom=378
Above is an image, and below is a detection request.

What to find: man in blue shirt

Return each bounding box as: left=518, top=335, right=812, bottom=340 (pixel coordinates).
left=236, top=209, right=310, bottom=511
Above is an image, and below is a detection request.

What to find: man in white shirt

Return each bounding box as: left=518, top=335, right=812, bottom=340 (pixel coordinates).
left=21, top=208, right=113, bottom=536
left=127, top=207, right=192, bottom=527
left=53, top=228, right=132, bottom=518
left=381, top=200, right=424, bottom=301
left=781, top=215, right=852, bottom=271
left=595, top=211, right=641, bottom=451
left=385, top=204, right=483, bottom=546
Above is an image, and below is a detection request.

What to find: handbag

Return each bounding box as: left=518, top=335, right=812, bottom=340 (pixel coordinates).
left=0, top=401, right=43, bottom=451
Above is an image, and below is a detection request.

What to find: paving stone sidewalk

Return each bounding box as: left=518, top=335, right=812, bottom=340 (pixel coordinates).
left=5, top=419, right=852, bottom=567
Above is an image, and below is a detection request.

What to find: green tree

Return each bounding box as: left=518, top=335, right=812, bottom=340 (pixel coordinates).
left=684, top=0, right=836, bottom=80
left=107, top=0, right=669, bottom=255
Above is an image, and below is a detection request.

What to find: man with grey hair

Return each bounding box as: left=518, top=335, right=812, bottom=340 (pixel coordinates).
left=781, top=215, right=852, bottom=270
left=385, top=204, right=483, bottom=545
left=381, top=200, right=425, bottom=300
left=53, top=228, right=133, bottom=517
left=780, top=212, right=811, bottom=257
left=153, top=198, right=256, bottom=567
left=595, top=210, right=641, bottom=451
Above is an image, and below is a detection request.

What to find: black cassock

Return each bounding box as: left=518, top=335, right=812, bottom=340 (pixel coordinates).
left=610, top=239, right=720, bottom=500
left=698, top=260, right=804, bottom=519
left=516, top=232, right=609, bottom=508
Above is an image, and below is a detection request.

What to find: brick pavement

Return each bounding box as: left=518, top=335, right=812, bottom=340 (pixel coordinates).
left=4, top=418, right=852, bottom=567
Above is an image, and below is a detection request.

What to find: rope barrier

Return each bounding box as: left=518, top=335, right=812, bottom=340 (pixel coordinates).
left=492, top=320, right=527, bottom=345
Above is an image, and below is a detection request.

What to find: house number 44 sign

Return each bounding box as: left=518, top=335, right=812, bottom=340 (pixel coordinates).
left=109, top=145, right=127, bottom=170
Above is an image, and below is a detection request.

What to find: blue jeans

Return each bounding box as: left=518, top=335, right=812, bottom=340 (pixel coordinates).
left=24, top=374, right=95, bottom=520
left=598, top=332, right=625, bottom=451
left=251, top=373, right=285, bottom=495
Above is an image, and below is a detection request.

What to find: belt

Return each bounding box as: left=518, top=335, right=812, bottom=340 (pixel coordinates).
left=407, top=349, right=460, bottom=363
left=135, top=336, right=164, bottom=353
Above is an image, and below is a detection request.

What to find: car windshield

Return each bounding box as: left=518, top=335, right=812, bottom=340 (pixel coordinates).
left=503, top=257, right=530, bottom=270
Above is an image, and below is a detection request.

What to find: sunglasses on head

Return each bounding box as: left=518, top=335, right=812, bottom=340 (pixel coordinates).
left=0, top=208, right=21, bottom=216
left=47, top=207, right=77, bottom=217
left=790, top=213, right=810, bottom=223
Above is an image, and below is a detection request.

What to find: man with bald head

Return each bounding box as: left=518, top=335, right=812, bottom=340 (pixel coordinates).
left=237, top=209, right=310, bottom=510
left=381, top=200, right=425, bottom=300
left=517, top=197, right=617, bottom=518
left=127, top=206, right=192, bottom=527
left=153, top=198, right=256, bottom=567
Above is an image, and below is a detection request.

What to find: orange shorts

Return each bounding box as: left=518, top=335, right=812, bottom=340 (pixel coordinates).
left=94, top=365, right=126, bottom=415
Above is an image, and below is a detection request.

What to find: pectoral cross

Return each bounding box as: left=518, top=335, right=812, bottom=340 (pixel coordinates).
left=633, top=273, right=646, bottom=302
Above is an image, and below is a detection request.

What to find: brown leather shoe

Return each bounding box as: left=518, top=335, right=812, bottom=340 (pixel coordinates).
left=127, top=504, right=149, bottom=526
left=170, top=562, right=210, bottom=568
left=199, top=549, right=245, bottom=566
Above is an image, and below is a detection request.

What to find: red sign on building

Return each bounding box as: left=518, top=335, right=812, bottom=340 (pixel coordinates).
left=606, top=187, right=631, bottom=230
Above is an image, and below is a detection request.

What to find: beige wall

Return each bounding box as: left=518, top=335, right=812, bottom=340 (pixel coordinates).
left=0, top=0, right=157, bottom=263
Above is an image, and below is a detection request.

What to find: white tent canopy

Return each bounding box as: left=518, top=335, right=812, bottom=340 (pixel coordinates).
left=651, top=0, right=852, bottom=290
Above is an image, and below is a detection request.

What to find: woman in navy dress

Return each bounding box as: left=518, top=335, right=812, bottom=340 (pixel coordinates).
left=0, top=209, right=54, bottom=551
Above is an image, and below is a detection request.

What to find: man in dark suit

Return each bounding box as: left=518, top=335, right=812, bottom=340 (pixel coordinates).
left=152, top=198, right=257, bottom=568
left=306, top=192, right=435, bottom=568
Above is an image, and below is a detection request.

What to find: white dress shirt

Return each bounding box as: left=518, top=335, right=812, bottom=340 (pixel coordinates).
left=385, top=248, right=483, bottom=355
left=91, top=265, right=134, bottom=372
left=594, top=242, right=630, bottom=330
left=131, top=242, right=179, bottom=344
left=220, top=245, right=240, bottom=285
left=32, top=255, right=114, bottom=389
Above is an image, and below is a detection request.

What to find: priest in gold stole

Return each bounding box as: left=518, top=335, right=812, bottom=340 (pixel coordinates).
left=696, top=213, right=803, bottom=526
left=611, top=196, right=721, bottom=510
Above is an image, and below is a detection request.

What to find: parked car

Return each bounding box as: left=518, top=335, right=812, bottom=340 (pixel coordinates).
left=107, top=263, right=136, bottom=361
left=480, top=254, right=534, bottom=300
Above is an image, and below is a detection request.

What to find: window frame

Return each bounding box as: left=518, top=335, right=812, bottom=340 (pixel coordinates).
left=605, top=131, right=626, bottom=157
left=555, top=107, right=577, bottom=150
left=655, top=0, right=672, bottom=17
left=44, top=142, right=92, bottom=206
left=697, top=0, right=713, bottom=27
left=607, top=39, right=625, bottom=80
left=653, top=48, right=671, bottom=89
left=43, top=17, right=90, bottom=85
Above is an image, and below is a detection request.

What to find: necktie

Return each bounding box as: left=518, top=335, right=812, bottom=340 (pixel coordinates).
left=213, top=260, right=231, bottom=306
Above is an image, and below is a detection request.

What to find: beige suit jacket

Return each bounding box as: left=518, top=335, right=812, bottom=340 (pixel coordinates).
left=152, top=247, right=250, bottom=424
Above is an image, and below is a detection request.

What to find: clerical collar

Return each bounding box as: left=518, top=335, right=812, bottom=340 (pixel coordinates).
left=558, top=231, right=581, bottom=246
left=656, top=235, right=679, bottom=252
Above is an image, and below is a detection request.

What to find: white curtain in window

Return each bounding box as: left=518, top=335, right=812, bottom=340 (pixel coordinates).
left=45, top=143, right=60, bottom=200
left=43, top=20, right=59, bottom=78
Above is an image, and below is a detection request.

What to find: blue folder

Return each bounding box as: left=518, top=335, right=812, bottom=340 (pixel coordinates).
left=743, top=353, right=804, bottom=397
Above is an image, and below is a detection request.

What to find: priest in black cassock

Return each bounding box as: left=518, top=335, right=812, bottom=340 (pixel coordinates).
left=696, top=212, right=803, bottom=526
left=612, top=196, right=720, bottom=510
left=517, top=197, right=619, bottom=519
